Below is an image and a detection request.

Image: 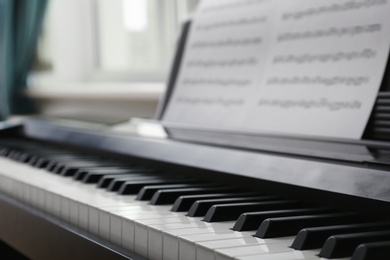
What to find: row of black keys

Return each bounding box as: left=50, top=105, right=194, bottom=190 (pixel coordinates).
left=1, top=139, right=390, bottom=259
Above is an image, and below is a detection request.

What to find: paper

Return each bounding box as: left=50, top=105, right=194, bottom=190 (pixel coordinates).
left=163, top=0, right=390, bottom=139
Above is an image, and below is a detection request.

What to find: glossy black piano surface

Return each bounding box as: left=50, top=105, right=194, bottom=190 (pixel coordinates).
left=0, top=117, right=390, bottom=260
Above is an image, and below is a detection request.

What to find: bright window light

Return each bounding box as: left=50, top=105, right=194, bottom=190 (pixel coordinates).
left=122, top=0, right=148, bottom=32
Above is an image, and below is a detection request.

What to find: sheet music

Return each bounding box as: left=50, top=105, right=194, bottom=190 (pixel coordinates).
left=163, top=0, right=390, bottom=139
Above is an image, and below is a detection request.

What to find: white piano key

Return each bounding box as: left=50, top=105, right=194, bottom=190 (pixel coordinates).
left=148, top=228, right=163, bottom=260
left=61, top=196, right=70, bottom=221
left=69, top=199, right=79, bottom=226
left=93, top=196, right=139, bottom=207
left=162, top=226, right=227, bottom=260
left=20, top=182, right=27, bottom=201
left=162, top=231, right=180, bottom=260
left=142, top=216, right=195, bottom=225
left=122, top=218, right=135, bottom=252
left=119, top=210, right=179, bottom=220
left=200, top=241, right=294, bottom=260
left=106, top=204, right=172, bottom=214
left=122, top=213, right=195, bottom=257
left=99, top=209, right=111, bottom=240
left=22, top=182, right=30, bottom=203
left=88, top=206, right=99, bottom=235
left=78, top=203, right=89, bottom=229
left=29, top=185, right=39, bottom=208
left=215, top=241, right=295, bottom=260
left=193, top=235, right=295, bottom=260
left=0, top=175, right=5, bottom=190
left=0, top=175, right=12, bottom=195
left=160, top=223, right=235, bottom=260
left=110, top=214, right=122, bottom=245
left=44, top=189, right=54, bottom=213
left=180, top=232, right=252, bottom=260
left=181, top=231, right=287, bottom=260
left=134, top=222, right=149, bottom=258
left=14, top=181, right=23, bottom=200
left=51, top=193, right=61, bottom=218
left=134, top=219, right=210, bottom=259
left=37, top=188, right=46, bottom=210
left=144, top=217, right=200, bottom=260
left=236, top=250, right=320, bottom=260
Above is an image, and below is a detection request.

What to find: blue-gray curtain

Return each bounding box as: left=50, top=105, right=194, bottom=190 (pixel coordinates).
left=0, top=0, right=48, bottom=121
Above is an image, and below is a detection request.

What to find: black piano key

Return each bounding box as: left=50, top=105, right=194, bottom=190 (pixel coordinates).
left=292, top=222, right=390, bottom=250
left=0, top=147, right=9, bottom=156
left=23, top=150, right=64, bottom=165
left=34, top=157, right=54, bottom=168
left=137, top=183, right=202, bottom=201
left=83, top=172, right=153, bottom=184
left=108, top=175, right=167, bottom=192
left=6, top=150, right=22, bottom=161
left=256, top=213, right=361, bottom=239
left=10, top=149, right=55, bottom=163
left=16, top=152, right=33, bottom=163
left=319, top=230, right=390, bottom=259
left=57, top=161, right=118, bottom=175
left=7, top=150, right=20, bottom=160
left=96, top=173, right=159, bottom=189
left=150, top=187, right=234, bottom=205
left=60, top=162, right=125, bottom=176
left=15, top=152, right=32, bottom=162
left=233, top=208, right=332, bottom=231
left=188, top=196, right=277, bottom=217
left=28, top=155, right=48, bottom=167
left=74, top=167, right=134, bottom=181
left=45, top=157, right=97, bottom=171
left=30, top=155, right=68, bottom=167
left=98, top=174, right=134, bottom=189
left=171, top=192, right=260, bottom=212
left=118, top=179, right=196, bottom=195
left=80, top=168, right=153, bottom=183
left=351, top=241, right=390, bottom=260
left=203, top=200, right=298, bottom=222
left=97, top=174, right=153, bottom=187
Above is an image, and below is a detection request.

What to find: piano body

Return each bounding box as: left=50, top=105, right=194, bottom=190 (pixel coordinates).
left=2, top=12, right=390, bottom=260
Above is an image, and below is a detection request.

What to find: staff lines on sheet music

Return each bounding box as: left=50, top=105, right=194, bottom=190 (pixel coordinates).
left=282, top=0, right=388, bottom=21
left=191, top=37, right=262, bottom=49
left=195, top=17, right=267, bottom=32
left=267, top=76, right=370, bottom=87
left=176, top=97, right=245, bottom=107
left=182, top=78, right=252, bottom=88
left=258, top=98, right=362, bottom=111
left=186, top=57, right=258, bottom=68
left=201, top=0, right=269, bottom=13
left=277, top=24, right=381, bottom=42
left=272, top=49, right=377, bottom=64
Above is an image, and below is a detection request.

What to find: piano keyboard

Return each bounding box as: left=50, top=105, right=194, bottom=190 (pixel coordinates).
left=1, top=138, right=390, bottom=260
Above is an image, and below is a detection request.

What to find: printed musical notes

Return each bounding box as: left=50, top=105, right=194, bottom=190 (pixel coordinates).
left=163, top=0, right=390, bottom=139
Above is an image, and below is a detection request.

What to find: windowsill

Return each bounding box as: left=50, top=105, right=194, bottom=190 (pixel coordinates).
left=26, top=74, right=166, bottom=120
left=26, top=81, right=165, bottom=101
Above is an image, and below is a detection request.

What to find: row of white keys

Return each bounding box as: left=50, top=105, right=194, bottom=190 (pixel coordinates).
left=0, top=157, right=302, bottom=260
left=0, top=158, right=348, bottom=260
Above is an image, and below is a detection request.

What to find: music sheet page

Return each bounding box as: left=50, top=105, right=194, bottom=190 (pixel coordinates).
left=163, top=0, right=390, bottom=139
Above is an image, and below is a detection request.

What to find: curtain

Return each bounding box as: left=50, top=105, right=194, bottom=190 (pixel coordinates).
left=0, top=0, right=48, bottom=121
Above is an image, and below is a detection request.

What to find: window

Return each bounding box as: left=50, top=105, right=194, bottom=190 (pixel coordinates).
left=34, top=0, right=199, bottom=83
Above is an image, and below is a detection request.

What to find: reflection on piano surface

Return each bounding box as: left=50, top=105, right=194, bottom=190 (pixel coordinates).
left=1, top=117, right=390, bottom=260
